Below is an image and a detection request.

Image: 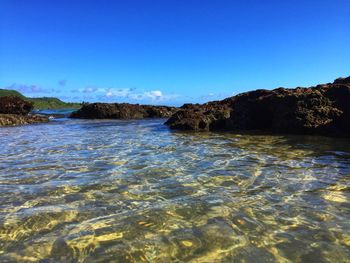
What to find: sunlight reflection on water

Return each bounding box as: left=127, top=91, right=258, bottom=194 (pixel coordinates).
left=0, top=118, right=349, bottom=262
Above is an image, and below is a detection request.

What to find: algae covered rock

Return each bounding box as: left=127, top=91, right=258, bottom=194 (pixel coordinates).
left=70, top=103, right=177, bottom=119
left=0, top=114, right=49, bottom=126
left=165, top=77, right=350, bottom=136
left=0, top=96, right=33, bottom=115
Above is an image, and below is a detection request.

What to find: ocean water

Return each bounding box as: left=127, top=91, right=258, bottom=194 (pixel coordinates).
left=0, top=118, right=349, bottom=262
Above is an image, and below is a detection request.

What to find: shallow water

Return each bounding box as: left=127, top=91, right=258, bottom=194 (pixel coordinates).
left=0, top=118, right=349, bottom=262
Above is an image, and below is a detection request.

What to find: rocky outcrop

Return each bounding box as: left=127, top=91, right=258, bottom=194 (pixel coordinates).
left=0, top=96, right=49, bottom=126
left=165, top=77, right=350, bottom=136
left=70, top=103, right=178, bottom=119
left=164, top=102, right=233, bottom=131
left=0, top=96, right=33, bottom=115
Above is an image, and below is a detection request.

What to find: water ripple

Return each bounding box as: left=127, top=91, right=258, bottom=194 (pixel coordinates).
left=0, top=119, right=349, bottom=262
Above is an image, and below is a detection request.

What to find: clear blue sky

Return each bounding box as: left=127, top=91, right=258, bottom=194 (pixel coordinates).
left=0, top=0, right=349, bottom=105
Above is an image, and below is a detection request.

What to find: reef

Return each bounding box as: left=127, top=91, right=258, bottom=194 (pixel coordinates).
left=165, top=77, right=350, bottom=137
left=70, top=103, right=178, bottom=119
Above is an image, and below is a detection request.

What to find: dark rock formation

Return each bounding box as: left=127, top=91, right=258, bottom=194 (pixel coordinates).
left=165, top=102, right=232, bottom=131
left=0, top=96, right=33, bottom=115
left=70, top=103, right=178, bottom=119
left=0, top=96, right=49, bottom=126
left=333, top=76, right=350, bottom=85
left=165, top=77, right=350, bottom=136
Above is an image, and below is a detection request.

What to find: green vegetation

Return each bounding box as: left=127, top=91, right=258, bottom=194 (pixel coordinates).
left=0, top=89, right=26, bottom=99
left=27, top=97, right=81, bottom=110
left=0, top=89, right=81, bottom=110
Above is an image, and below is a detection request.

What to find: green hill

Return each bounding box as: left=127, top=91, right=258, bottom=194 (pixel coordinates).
left=0, top=89, right=26, bottom=99
left=0, top=89, right=81, bottom=110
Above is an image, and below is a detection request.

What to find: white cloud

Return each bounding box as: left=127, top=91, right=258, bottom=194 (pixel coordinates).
left=82, top=87, right=98, bottom=93
left=9, top=84, right=44, bottom=93
left=104, top=88, right=133, bottom=98
left=75, top=86, right=178, bottom=103
left=144, top=90, right=163, bottom=100
left=106, top=91, right=114, bottom=97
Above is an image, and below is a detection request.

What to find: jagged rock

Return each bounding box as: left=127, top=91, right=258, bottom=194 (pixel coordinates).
left=70, top=103, right=177, bottom=119
left=165, top=77, right=350, bottom=136
left=0, top=96, right=33, bottom=115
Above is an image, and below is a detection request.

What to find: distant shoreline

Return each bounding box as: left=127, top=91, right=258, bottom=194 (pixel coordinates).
left=0, top=89, right=81, bottom=110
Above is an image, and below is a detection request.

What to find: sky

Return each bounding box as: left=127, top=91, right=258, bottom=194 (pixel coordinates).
left=0, top=0, right=349, bottom=106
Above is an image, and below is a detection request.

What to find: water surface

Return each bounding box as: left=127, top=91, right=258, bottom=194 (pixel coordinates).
left=0, top=118, right=349, bottom=262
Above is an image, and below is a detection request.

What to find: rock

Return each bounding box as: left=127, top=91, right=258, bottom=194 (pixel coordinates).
left=0, top=96, right=49, bottom=127
left=165, top=77, right=350, bottom=136
left=50, top=238, right=75, bottom=262
left=70, top=103, right=177, bottom=119
left=0, top=114, right=49, bottom=126
left=0, top=96, right=33, bottom=115
left=165, top=103, right=231, bottom=131
left=333, top=76, right=350, bottom=85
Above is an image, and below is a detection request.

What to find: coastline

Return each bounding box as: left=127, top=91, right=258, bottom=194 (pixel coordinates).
left=1, top=76, right=349, bottom=139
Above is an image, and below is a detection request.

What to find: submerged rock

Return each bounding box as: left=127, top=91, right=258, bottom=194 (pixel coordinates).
left=165, top=77, right=350, bottom=136
left=34, top=112, right=66, bottom=119
left=70, top=103, right=177, bottom=119
left=0, top=114, right=49, bottom=126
